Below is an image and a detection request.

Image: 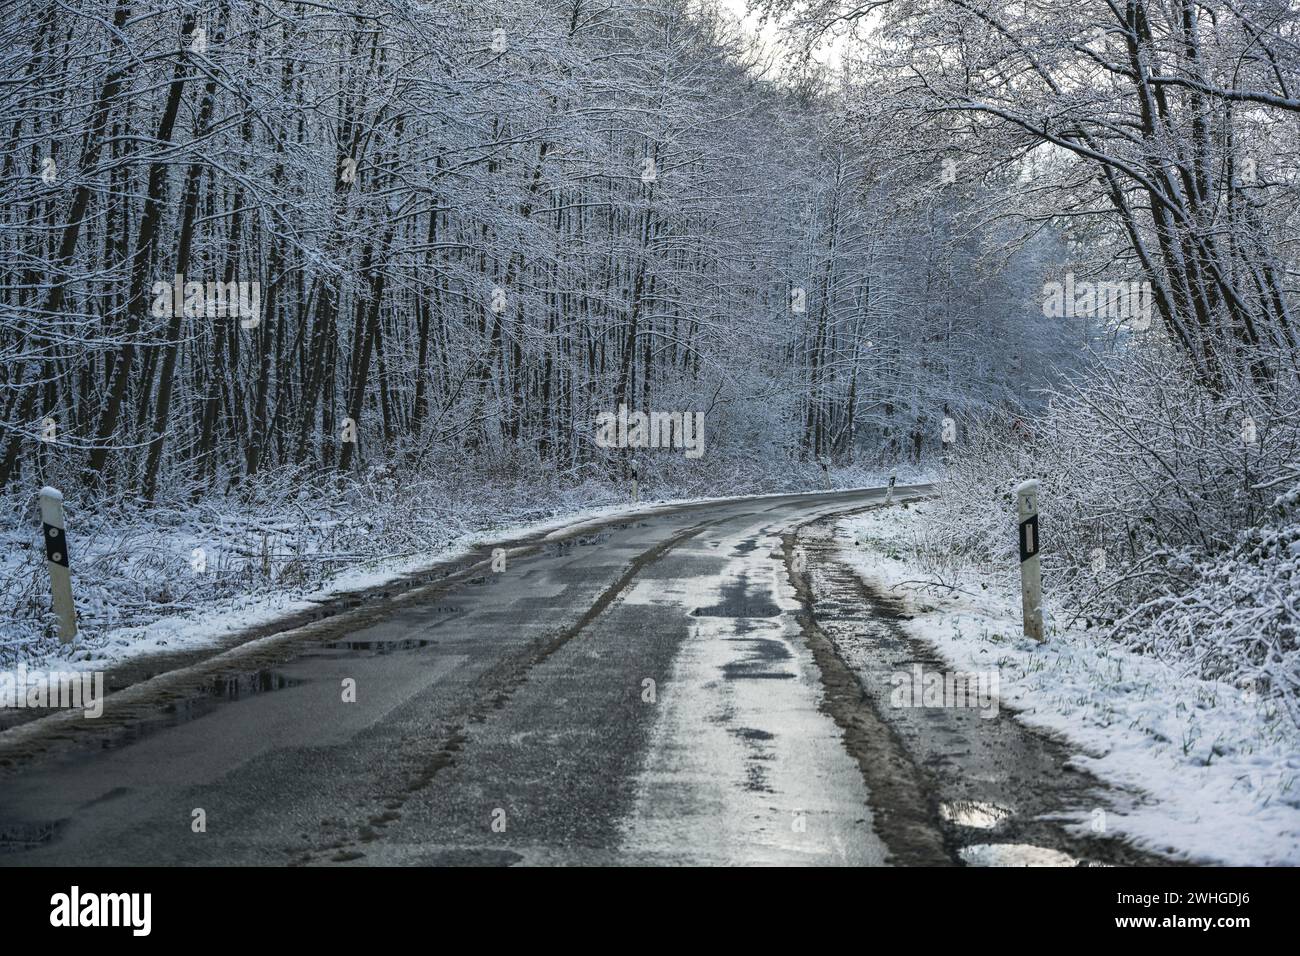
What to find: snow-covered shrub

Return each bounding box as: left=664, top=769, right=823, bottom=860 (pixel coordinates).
left=1110, top=486, right=1300, bottom=726
left=939, top=345, right=1300, bottom=722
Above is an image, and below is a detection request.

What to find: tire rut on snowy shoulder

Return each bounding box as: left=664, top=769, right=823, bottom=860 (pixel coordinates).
left=782, top=517, right=954, bottom=866
left=794, top=512, right=1181, bottom=867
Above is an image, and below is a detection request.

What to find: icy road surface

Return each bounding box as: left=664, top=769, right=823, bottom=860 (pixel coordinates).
left=0, top=487, right=1169, bottom=866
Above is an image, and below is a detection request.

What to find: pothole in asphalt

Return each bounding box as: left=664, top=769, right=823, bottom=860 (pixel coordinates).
left=959, top=843, right=1077, bottom=867
left=939, top=800, right=1013, bottom=829
left=94, top=669, right=302, bottom=751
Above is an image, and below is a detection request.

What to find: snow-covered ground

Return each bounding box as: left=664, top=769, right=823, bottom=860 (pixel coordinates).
left=839, top=501, right=1300, bottom=866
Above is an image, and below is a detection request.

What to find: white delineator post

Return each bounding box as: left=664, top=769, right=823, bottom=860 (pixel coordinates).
left=886, top=474, right=896, bottom=505
left=39, top=487, right=77, bottom=643
left=630, top=458, right=639, bottom=504
left=1016, top=479, right=1044, bottom=642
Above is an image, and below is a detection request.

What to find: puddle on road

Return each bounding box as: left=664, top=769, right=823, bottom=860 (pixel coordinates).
left=959, top=843, right=1077, bottom=867
left=89, top=635, right=438, bottom=752
left=2, top=669, right=300, bottom=738
left=152, top=670, right=300, bottom=725
left=93, top=669, right=301, bottom=752
left=203, top=670, right=297, bottom=698
left=940, top=800, right=1013, bottom=830
left=140, top=635, right=433, bottom=734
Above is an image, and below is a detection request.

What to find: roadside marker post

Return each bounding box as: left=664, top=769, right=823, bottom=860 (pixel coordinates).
left=39, top=486, right=77, bottom=643
left=630, top=457, right=639, bottom=504
left=1016, top=479, right=1044, bottom=642
left=886, top=474, right=896, bottom=504
left=819, top=455, right=830, bottom=490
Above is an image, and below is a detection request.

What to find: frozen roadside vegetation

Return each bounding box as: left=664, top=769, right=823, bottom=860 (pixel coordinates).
left=0, top=451, right=923, bottom=672
left=837, top=348, right=1300, bottom=865
left=939, top=347, right=1300, bottom=726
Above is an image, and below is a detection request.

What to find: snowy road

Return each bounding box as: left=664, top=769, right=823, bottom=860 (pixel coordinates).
left=0, top=487, right=1166, bottom=866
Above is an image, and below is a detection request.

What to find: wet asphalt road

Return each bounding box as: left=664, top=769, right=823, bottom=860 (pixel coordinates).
left=0, top=486, right=1164, bottom=866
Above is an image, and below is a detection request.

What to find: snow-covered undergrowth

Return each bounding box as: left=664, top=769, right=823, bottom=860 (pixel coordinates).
left=1, top=447, right=920, bottom=670
left=942, top=346, right=1300, bottom=726
left=840, top=502, right=1300, bottom=866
